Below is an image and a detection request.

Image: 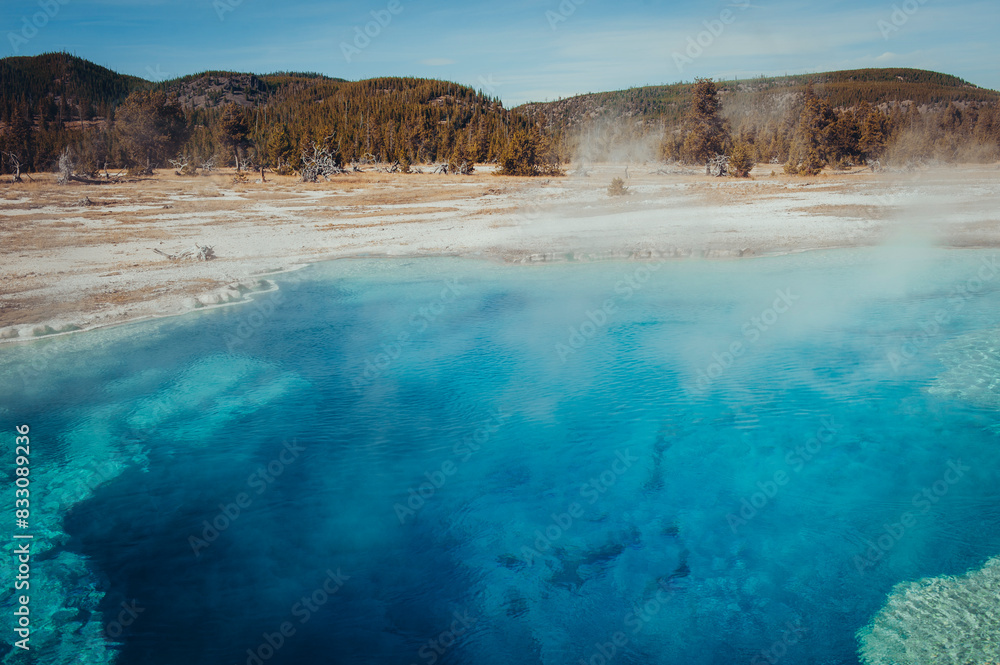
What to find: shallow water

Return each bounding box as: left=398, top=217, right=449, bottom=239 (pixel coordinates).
left=2, top=248, right=999, bottom=665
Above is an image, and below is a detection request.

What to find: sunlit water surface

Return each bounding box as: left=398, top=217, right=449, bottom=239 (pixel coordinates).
left=2, top=248, right=999, bottom=665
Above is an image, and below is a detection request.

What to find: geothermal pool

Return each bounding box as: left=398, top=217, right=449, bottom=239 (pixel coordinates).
left=2, top=249, right=999, bottom=664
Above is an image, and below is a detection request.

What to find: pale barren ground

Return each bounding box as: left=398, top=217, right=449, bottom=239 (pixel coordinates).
left=1, top=162, right=998, bottom=342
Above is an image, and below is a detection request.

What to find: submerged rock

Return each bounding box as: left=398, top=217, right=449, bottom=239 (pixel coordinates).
left=929, top=328, right=1000, bottom=410
left=857, top=557, right=1000, bottom=665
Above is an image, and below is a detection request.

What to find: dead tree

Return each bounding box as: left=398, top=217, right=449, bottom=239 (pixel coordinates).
left=53, top=148, right=132, bottom=184
left=5, top=153, right=23, bottom=183
left=102, top=162, right=126, bottom=180
left=432, top=163, right=449, bottom=174
left=153, top=245, right=216, bottom=261
left=200, top=157, right=217, bottom=173
left=706, top=154, right=729, bottom=177
left=236, top=153, right=257, bottom=174
left=57, top=148, right=75, bottom=184
left=301, top=140, right=344, bottom=182
left=169, top=154, right=196, bottom=176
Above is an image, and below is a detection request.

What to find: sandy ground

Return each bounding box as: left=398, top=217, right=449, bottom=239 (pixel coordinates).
left=1, top=162, right=998, bottom=342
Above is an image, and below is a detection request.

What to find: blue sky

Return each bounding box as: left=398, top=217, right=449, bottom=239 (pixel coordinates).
left=3, top=0, right=997, bottom=106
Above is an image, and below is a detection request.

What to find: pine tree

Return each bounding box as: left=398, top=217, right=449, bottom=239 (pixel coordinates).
left=729, top=140, right=755, bottom=177
left=114, top=90, right=187, bottom=173
left=5, top=107, right=35, bottom=169
left=682, top=78, right=729, bottom=165
left=218, top=103, right=251, bottom=169
left=858, top=102, right=891, bottom=162
left=788, top=85, right=836, bottom=175
left=266, top=124, right=293, bottom=172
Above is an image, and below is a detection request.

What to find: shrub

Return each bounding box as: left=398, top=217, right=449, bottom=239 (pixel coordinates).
left=497, top=132, right=538, bottom=176
left=729, top=141, right=755, bottom=177
left=608, top=177, right=629, bottom=196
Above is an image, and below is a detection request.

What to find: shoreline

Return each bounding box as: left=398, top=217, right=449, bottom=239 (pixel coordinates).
left=2, top=162, right=999, bottom=346
left=4, top=241, right=999, bottom=348
left=0, top=248, right=774, bottom=347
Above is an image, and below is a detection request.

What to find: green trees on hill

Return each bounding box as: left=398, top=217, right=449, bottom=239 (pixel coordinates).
left=0, top=54, right=558, bottom=176
left=1, top=54, right=999, bottom=177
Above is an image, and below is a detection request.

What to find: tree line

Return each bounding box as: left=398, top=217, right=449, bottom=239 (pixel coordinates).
left=0, top=54, right=561, bottom=178
left=2, top=54, right=998, bottom=179
left=665, top=78, right=1000, bottom=176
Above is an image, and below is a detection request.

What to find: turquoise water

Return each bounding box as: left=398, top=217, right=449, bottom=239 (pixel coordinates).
left=2, top=249, right=999, bottom=664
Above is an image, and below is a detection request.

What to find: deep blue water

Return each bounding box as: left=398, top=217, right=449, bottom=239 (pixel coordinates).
left=2, top=248, right=1000, bottom=665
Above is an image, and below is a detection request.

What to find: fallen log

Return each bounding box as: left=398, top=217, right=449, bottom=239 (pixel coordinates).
left=153, top=245, right=216, bottom=261
left=70, top=174, right=127, bottom=185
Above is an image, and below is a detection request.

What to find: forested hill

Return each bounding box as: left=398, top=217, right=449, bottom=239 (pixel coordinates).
left=1, top=54, right=998, bottom=174
left=0, top=52, right=533, bottom=173
left=0, top=52, right=145, bottom=122
left=517, top=68, right=1000, bottom=129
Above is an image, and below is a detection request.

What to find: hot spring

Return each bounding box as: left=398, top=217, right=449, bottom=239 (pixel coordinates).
left=2, top=248, right=999, bottom=664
